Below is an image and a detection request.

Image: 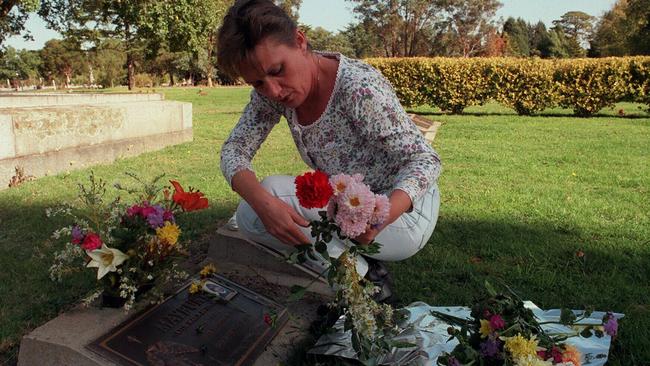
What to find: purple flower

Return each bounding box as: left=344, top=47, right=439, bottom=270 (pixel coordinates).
left=71, top=225, right=84, bottom=244
left=603, top=312, right=618, bottom=337
left=146, top=205, right=165, bottom=228
left=480, top=338, right=501, bottom=358
left=163, top=209, right=175, bottom=223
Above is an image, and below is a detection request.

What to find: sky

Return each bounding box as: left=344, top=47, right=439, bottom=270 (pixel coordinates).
left=6, top=0, right=618, bottom=51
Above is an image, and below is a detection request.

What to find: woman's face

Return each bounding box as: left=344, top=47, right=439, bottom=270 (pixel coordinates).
left=238, top=31, right=315, bottom=109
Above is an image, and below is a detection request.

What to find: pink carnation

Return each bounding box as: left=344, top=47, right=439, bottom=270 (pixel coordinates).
left=335, top=181, right=375, bottom=237
left=369, top=194, right=390, bottom=226
left=126, top=204, right=142, bottom=217
left=329, top=173, right=365, bottom=196
left=489, top=314, right=505, bottom=330
left=140, top=205, right=156, bottom=218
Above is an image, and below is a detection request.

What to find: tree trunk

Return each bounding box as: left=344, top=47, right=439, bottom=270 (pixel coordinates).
left=207, top=35, right=214, bottom=87
left=127, top=53, right=135, bottom=90
left=125, top=23, right=135, bottom=90
left=169, top=72, right=175, bottom=86
left=207, top=71, right=213, bottom=87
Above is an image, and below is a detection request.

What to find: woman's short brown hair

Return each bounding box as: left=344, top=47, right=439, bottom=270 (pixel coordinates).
left=217, top=0, right=298, bottom=79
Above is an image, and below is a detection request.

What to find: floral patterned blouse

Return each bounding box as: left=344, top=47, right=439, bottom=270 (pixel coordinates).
left=220, top=52, right=442, bottom=204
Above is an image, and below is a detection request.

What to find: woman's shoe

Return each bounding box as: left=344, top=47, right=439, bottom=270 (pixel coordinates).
left=365, top=258, right=397, bottom=305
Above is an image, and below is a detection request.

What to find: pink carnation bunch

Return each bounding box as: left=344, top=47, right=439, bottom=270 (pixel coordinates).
left=325, top=174, right=390, bottom=238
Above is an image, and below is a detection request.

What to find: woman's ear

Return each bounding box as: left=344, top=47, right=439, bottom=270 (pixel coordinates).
left=295, top=29, right=308, bottom=53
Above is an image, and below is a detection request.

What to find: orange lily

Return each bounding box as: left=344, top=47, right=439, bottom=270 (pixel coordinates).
left=169, top=180, right=209, bottom=212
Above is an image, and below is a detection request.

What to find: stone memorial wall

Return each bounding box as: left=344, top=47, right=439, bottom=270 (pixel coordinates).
left=0, top=93, right=192, bottom=189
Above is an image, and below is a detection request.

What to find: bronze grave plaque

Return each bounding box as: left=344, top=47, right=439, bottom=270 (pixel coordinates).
left=88, top=274, right=289, bottom=366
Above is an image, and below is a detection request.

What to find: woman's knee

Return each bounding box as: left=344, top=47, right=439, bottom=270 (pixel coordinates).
left=259, top=175, right=294, bottom=194
left=235, top=200, right=263, bottom=236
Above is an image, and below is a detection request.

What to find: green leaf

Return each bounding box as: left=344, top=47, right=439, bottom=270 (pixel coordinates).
left=390, top=341, right=417, bottom=349
left=560, top=308, right=577, bottom=325
left=287, top=285, right=307, bottom=302
left=485, top=280, right=497, bottom=297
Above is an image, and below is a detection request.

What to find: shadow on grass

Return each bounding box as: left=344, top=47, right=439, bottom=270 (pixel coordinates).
left=0, top=199, right=235, bottom=366
left=409, top=110, right=650, bottom=119
left=2, top=202, right=648, bottom=365
left=392, top=216, right=649, bottom=365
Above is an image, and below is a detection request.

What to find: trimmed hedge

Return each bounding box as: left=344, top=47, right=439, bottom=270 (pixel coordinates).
left=554, top=59, right=631, bottom=117
left=365, top=57, right=650, bottom=116
left=629, top=57, right=650, bottom=110
left=489, top=59, right=556, bottom=115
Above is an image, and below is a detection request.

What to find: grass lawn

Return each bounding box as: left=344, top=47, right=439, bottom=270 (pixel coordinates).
left=1, top=87, right=648, bottom=365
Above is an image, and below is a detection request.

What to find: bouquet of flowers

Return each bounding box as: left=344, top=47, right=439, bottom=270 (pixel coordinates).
left=291, top=170, right=399, bottom=363
left=47, top=172, right=208, bottom=310
left=435, top=283, right=620, bottom=366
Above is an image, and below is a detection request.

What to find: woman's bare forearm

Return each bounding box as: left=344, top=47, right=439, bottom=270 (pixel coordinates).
left=231, top=170, right=273, bottom=211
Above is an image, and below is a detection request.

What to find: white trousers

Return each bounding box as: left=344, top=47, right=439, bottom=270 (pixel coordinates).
left=236, top=175, right=440, bottom=277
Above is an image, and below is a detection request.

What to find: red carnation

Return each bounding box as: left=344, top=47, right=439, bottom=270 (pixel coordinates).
left=295, top=170, right=333, bottom=209
left=263, top=313, right=273, bottom=326
left=81, top=232, right=102, bottom=251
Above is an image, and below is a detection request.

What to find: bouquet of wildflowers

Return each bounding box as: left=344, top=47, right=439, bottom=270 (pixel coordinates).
left=435, top=283, right=620, bottom=366
left=48, top=172, right=208, bottom=310
left=291, top=170, right=399, bottom=364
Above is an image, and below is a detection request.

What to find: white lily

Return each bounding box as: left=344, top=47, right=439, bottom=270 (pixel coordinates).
left=86, top=245, right=129, bottom=280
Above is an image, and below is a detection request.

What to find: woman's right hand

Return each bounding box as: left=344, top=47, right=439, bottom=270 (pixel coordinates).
left=232, top=170, right=310, bottom=246
left=254, top=196, right=310, bottom=246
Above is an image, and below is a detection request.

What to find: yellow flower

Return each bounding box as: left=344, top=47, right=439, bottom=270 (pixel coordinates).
left=479, top=319, right=492, bottom=338
left=189, top=281, right=202, bottom=294
left=514, top=355, right=553, bottom=366
left=156, top=222, right=180, bottom=246
left=504, top=334, right=539, bottom=360
left=200, top=263, right=217, bottom=278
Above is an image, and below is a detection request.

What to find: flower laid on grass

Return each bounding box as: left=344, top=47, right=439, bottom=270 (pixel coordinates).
left=435, top=282, right=620, bottom=366
left=603, top=312, right=618, bottom=337
left=290, top=170, right=397, bottom=364
left=47, top=172, right=208, bottom=310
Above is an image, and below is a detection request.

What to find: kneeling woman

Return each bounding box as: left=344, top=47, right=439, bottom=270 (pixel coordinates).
left=217, top=0, right=441, bottom=299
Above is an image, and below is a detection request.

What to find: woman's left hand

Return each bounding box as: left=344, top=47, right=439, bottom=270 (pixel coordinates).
left=355, top=225, right=381, bottom=245
left=354, top=189, right=413, bottom=245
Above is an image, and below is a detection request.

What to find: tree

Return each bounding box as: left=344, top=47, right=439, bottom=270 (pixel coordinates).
left=0, top=0, right=39, bottom=48
left=546, top=28, right=571, bottom=58
left=38, top=0, right=155, bottom=90
left=304, top=26, right=355, bottom=56
left=347, top=0, right=445, bottom=57
left=275, top=0, right=302, bottom=23
left=0, top=46, right=41, bottom=83
left=140, top=0, right=233, bottom=87
left=481, top=28, right=506, bottom=56
left=529, top=21, right=553, bottom=57
left=90, top=39, right=127, bottom=88
left=440, top=0, right=503, bottom=57
left=552, top=11, right=595, bottom=48
left=590, top=0, right=631, bottom=56
left=503, top=17, right=530, bottom=56
left=39, top=38, right=86, bottom=87
left=342, top=22, right=385, bottom=58
left=627, top=0, right=650, bottom=54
